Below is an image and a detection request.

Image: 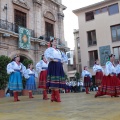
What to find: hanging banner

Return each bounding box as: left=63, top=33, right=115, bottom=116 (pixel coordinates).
left=19, top=26, right=31, bottom=50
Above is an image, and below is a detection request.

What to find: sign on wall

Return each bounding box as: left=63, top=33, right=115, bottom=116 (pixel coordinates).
left=19, top=26, right=31, bottom=50
left=99, top=45, right=111, bottom=66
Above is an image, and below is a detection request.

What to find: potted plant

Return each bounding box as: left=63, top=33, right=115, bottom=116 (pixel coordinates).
left=0, top=55, right=11, bottom=98
left=22, top=59, right=33, bottom=96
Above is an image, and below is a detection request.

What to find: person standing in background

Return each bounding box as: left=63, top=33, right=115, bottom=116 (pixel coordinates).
left=24, top=63, right=37, bottom=98
left=36, top=55, right=49, bottom=100
left=7, top=54, right=26, bottom=102
left=82, top=66, right=92, bottom=94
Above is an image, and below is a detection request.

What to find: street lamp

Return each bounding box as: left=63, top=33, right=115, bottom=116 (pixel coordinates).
left=3, top=4, right=8, bottom=27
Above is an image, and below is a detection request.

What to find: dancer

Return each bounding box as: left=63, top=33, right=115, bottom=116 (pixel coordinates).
left=116, top=60, right=120, bottom=80
left=95, top=54, right=120, bottom=97
left=93, top=59, right=104, bottom=89
left=82, top=66, right=92, bottom=94
left=44, top=38, right=68, bottom=102
left=24, top=63, right=37, bottom=98
left=7, top=54, right=26, bottom=102
left=36, top=55, right=49, bottom=100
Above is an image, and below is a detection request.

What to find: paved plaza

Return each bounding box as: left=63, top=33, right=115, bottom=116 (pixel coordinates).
left=0, top=92, right=120, bottom=120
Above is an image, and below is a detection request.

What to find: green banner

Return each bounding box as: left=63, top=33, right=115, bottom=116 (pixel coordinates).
left=19, top=27, right=31, bottom=50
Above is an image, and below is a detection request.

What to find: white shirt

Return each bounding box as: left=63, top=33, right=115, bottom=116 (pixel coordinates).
left=82, top=70, right=92, bottom=78
left=105, top=61, right=116, bottom=76
left=93, top=64, right=104, bottom=74
left=36, top=60, right=48, bottom=73
left=24, top=69, right=38, bottom=79
left=44, top=47, right=68, bottom=63
left=7, top=61, right=26, bottom=75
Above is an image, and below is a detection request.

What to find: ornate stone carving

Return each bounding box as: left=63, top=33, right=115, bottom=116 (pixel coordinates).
left=44, top=11, right=55, bottom=21
left=12, top=0, right=30, bottom=10
left=33, top=0, right=42, bottom=5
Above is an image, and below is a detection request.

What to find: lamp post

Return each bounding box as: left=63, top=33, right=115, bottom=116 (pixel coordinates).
left=3, top=4, right=8, bottom=28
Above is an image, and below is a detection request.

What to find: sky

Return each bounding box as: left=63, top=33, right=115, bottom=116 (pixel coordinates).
left=62, top=0, right=104, bottom=50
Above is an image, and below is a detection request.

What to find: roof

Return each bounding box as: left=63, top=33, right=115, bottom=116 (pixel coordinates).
left=73, top=0, right=119, bottom=14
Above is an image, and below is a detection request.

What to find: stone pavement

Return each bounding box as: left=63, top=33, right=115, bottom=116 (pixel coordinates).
left=0, top=92, right=120, bottom=120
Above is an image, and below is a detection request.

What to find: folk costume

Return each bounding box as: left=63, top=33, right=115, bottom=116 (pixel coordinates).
left=36, top=59, right=49, bottom=100
left=7, top=60, right=26, bottom=101
left=116, top=63, right=120, bottom=80
left=95, top=61, right=120, bottom=97
left=24, top=68, right=37, bottom=98
left=93, top=64, right=104, bottom=86
left=44, top=47, right=68, bottom=102
left=82, top=70, right=92, bottom=94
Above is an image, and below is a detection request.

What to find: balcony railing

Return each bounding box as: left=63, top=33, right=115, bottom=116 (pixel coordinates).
left=0, top=19, right=35, bottom=38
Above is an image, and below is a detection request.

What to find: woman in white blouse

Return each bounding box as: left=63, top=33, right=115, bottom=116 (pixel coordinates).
left=93, top=59, right=104, bottom=87
left=95, top=54, right=120, bottom=98
left=44, top=38, right=68, bottom=102
left=24, top=63, right=37, bottom=98
left=82, top=66, right=92, bottom=94
left=7, top=54, right=26, bottom=102
left=36, top=55, right=49, bottom=100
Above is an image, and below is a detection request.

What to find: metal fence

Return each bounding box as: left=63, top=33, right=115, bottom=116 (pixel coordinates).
left=0, top=19, right=35, bottom=38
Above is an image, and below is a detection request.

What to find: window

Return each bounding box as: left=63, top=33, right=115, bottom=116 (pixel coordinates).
left=87, top=30, right=97, bottom=46
left=108, top=4, right=119, bottom=15
left=14, top=9, right=26, bottom=27
left=101, top=7, right=107, bottom=13
left=85, top=11, right=94, bottom=21
left=111, top=25, right=120, bottom=41
left=45, top=22, right=54, bottom=41
left=89, top=50, right=98, bottom=67
left=113, top=47, right=120, bottom=60
left=95, top=9, right=101, bottom=15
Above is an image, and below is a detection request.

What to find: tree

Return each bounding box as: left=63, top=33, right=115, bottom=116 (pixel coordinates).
left=0, top=55, right=11, bottom=90
left=75, top=72, right=80, bottom=82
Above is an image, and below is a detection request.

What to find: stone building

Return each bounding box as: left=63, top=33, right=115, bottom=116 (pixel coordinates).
left=0, top=0, right=69, bottom=65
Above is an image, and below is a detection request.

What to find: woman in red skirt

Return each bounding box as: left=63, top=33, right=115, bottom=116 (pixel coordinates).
left=36, top=55, right=49, bottom=100
left=116, top=60, right=120, bottom=80
left=82, top=66, right=92, bottom=94
left=95, top=54, right=120, bottom=98
left=93, top=59, right=104, bottom=88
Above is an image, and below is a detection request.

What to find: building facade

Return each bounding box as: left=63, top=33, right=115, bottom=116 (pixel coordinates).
left=73, top=0, right=120, bottom=75
left=73, top=29, right=81, bottom=73
left=0, top=0, right=68, bottom=65
left=66, top=50, right=76, bottom=80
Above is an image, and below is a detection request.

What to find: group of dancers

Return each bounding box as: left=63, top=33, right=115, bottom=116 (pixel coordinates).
left=7, top=38, right=68, bottom=102
left=6, top=38, right=120, bottom=102
left=82, top=54, right=120, bottom=97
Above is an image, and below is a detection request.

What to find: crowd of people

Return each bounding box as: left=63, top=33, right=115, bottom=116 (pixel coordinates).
left=5, top=37, right=120, bottom=102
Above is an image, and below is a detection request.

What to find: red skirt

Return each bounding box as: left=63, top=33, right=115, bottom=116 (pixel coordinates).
left=95, top=71, right=103, bottom=86
left=38, top=70, right=47, bottom=89
left=96, top=75, right=120, bottom=96
left=84, top=76, right=91, bottom=87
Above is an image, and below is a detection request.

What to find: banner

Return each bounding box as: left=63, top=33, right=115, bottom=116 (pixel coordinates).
left=19, top=26, right=31, bottom=49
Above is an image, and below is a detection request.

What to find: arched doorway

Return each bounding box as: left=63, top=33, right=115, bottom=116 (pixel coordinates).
left=20, top=55, right=29, bottom=63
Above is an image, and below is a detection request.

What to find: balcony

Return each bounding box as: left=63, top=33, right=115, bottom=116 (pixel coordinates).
left=0, top=19, right=35, bottom=38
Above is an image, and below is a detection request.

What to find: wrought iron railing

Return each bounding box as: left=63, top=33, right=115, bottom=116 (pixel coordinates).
left=0, top=19, right=35, bottom=38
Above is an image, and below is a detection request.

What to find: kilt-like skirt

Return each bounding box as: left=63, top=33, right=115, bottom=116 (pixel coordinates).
left=38, top=70, right=47, bottom=89
left=95, top=71, right=103, bottom=86
left=46, top=61, right=66, bottom=89
left=8, top=71, right=23, bottom=91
